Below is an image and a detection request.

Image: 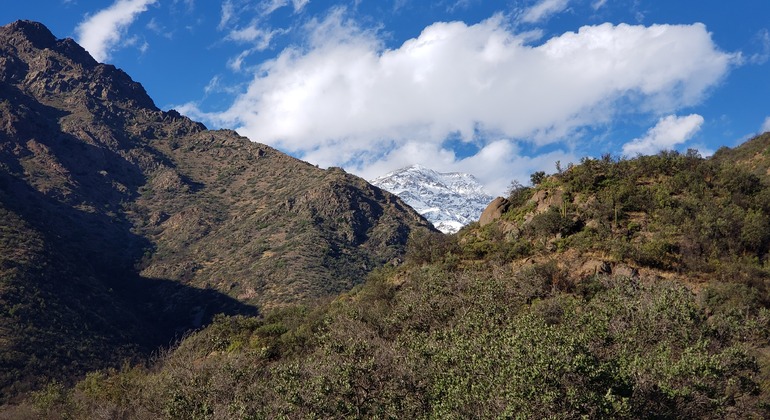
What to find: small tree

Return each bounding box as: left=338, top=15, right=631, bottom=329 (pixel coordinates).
left=530, top=171, right=546, bottom=186
left=506, top=180, right=531, bottom=207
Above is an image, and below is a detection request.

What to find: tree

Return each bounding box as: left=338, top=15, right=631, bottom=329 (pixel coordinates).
left=530, top=171, right=546, bottom=186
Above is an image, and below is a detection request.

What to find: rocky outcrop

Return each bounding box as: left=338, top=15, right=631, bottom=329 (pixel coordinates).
left=529, top=188, right=565, bottom=214
left=479, top=197, right=511, bottom=226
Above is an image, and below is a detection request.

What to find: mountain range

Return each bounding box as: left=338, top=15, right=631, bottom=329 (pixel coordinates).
left=12, top=132, right=770, bottom=418
left=0, top=20, right=434, bottom=401
left=370, top=164, right=493, bottom=233
left=2, top=19, right=770, bottom=419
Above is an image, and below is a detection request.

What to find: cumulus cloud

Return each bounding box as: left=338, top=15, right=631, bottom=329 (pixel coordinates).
left=622, top=114, right=704, bottom=156
left=192, top=11, right=735, bottom=194
left=521, top=0, right=570, bottom=23
left=75, top=0, right=158, bottom=62
left=338, top=138, right=576, bottom=195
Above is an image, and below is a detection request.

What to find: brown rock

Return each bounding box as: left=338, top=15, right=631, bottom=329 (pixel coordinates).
left=580, top=259, right=612, bottom=276
left=529, top=188, right=565, bottom=214
left=479, top=197, right=510, bottom=226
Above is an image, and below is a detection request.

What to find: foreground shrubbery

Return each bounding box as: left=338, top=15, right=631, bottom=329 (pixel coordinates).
left=11, top=260, right=770, bottom=419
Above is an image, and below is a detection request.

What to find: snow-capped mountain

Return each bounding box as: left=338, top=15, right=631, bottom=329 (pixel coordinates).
left=370, top=164, right=494, bottom=233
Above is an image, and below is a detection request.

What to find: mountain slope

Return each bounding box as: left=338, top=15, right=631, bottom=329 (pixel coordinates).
left=0, top=20, right=433, bottom=401
left=711, top=131, right=770, bottom=180
left=20, top=138, right=770, bottom=419
left=371, top=164, right=493, bottom=233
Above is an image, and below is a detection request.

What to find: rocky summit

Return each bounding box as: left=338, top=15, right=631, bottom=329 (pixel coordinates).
left=371, top=164, right=494, bottom=233
left=0, top=20, right=434, bottom=400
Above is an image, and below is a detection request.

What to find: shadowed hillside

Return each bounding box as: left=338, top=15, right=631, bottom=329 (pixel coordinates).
left=0, top=20, right=433, bottom=402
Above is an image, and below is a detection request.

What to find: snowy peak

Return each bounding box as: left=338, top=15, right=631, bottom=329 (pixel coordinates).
left=371, top=165, right=494, bottom=233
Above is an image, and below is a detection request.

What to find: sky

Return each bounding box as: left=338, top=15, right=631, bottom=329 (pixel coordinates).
left=2, top=1, right=769, bottom=195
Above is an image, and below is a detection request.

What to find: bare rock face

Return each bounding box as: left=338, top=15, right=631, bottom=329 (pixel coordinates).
left=1, top=21, right=156, bottom=112
left=479, top=197, right=511, bottom=226
left=529, top=188, right=565, bottom=214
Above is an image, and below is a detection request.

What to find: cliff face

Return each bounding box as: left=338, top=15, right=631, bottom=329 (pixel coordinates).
left=0, top=20, right=434, bottom=400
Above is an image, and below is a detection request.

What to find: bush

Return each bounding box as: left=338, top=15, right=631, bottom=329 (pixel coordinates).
left=405, top=230, right=459, bottom=265
left=526, top=206, right=579, bottom=239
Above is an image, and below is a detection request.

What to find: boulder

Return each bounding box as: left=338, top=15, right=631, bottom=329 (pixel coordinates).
left=479, top=197, right=511, bottom=226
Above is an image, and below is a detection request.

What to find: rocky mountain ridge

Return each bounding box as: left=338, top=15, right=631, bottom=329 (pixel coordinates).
left=371, top=164, right=493, bottom=233
left=0, top=20, right=434, bottom=401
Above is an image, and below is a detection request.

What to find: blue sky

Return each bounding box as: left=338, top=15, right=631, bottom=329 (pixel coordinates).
left=2, top=1, right=769, bottom=194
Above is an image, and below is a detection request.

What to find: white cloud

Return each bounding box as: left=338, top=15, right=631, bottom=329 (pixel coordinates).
left=224, top=24, right=286, bottom=72
left=138, top=40, right=150, bottom=54
left=446, top=0, right=475, bottom=13
left=228, top=50, right=252, bottom=71
left=327, top=138, right=576, bottom=196
left=75, top=0, right=158, bottom=62
left=591, top=0, right=607, bottom=10
left=749, top=28, right=770, bottom=65
left=261, top=0, right=287, bottom=15
left=761, top=116, right=770, bottom=133
left=260, top=0, right=308, bottom=15
left=204, top=76, right=221, bottom=95
left=292, top=0, right=310, bottom=13
left=219, top=0, right=235, bottom=30
left=622, top=114, right=704, bottom=156
left=219, top=0, right=297, bottom=54
left=227, top=25, right=282, bottom=49
left=191, top=12, right=735, bottom=194
left=521, top=0, right=570, bottom=24
left=426, top=140, right=575, bottom=196
left=146, top=17, right=173, bottom=39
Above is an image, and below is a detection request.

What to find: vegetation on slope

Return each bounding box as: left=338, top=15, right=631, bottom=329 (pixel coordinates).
left=0, top=20, right=433, bottom=403
left=8, top=142, right=770, bottom=419
left=465, top=148, right=770, bottom=286
left=133, top=130, right=427, bottom=308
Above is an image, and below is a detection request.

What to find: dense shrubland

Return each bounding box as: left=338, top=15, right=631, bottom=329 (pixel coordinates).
left=13, top=263, right=769, bottom=419
left=5, top=147, right=770, bottom=419
left=463, top=149, right=770, bottom=284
